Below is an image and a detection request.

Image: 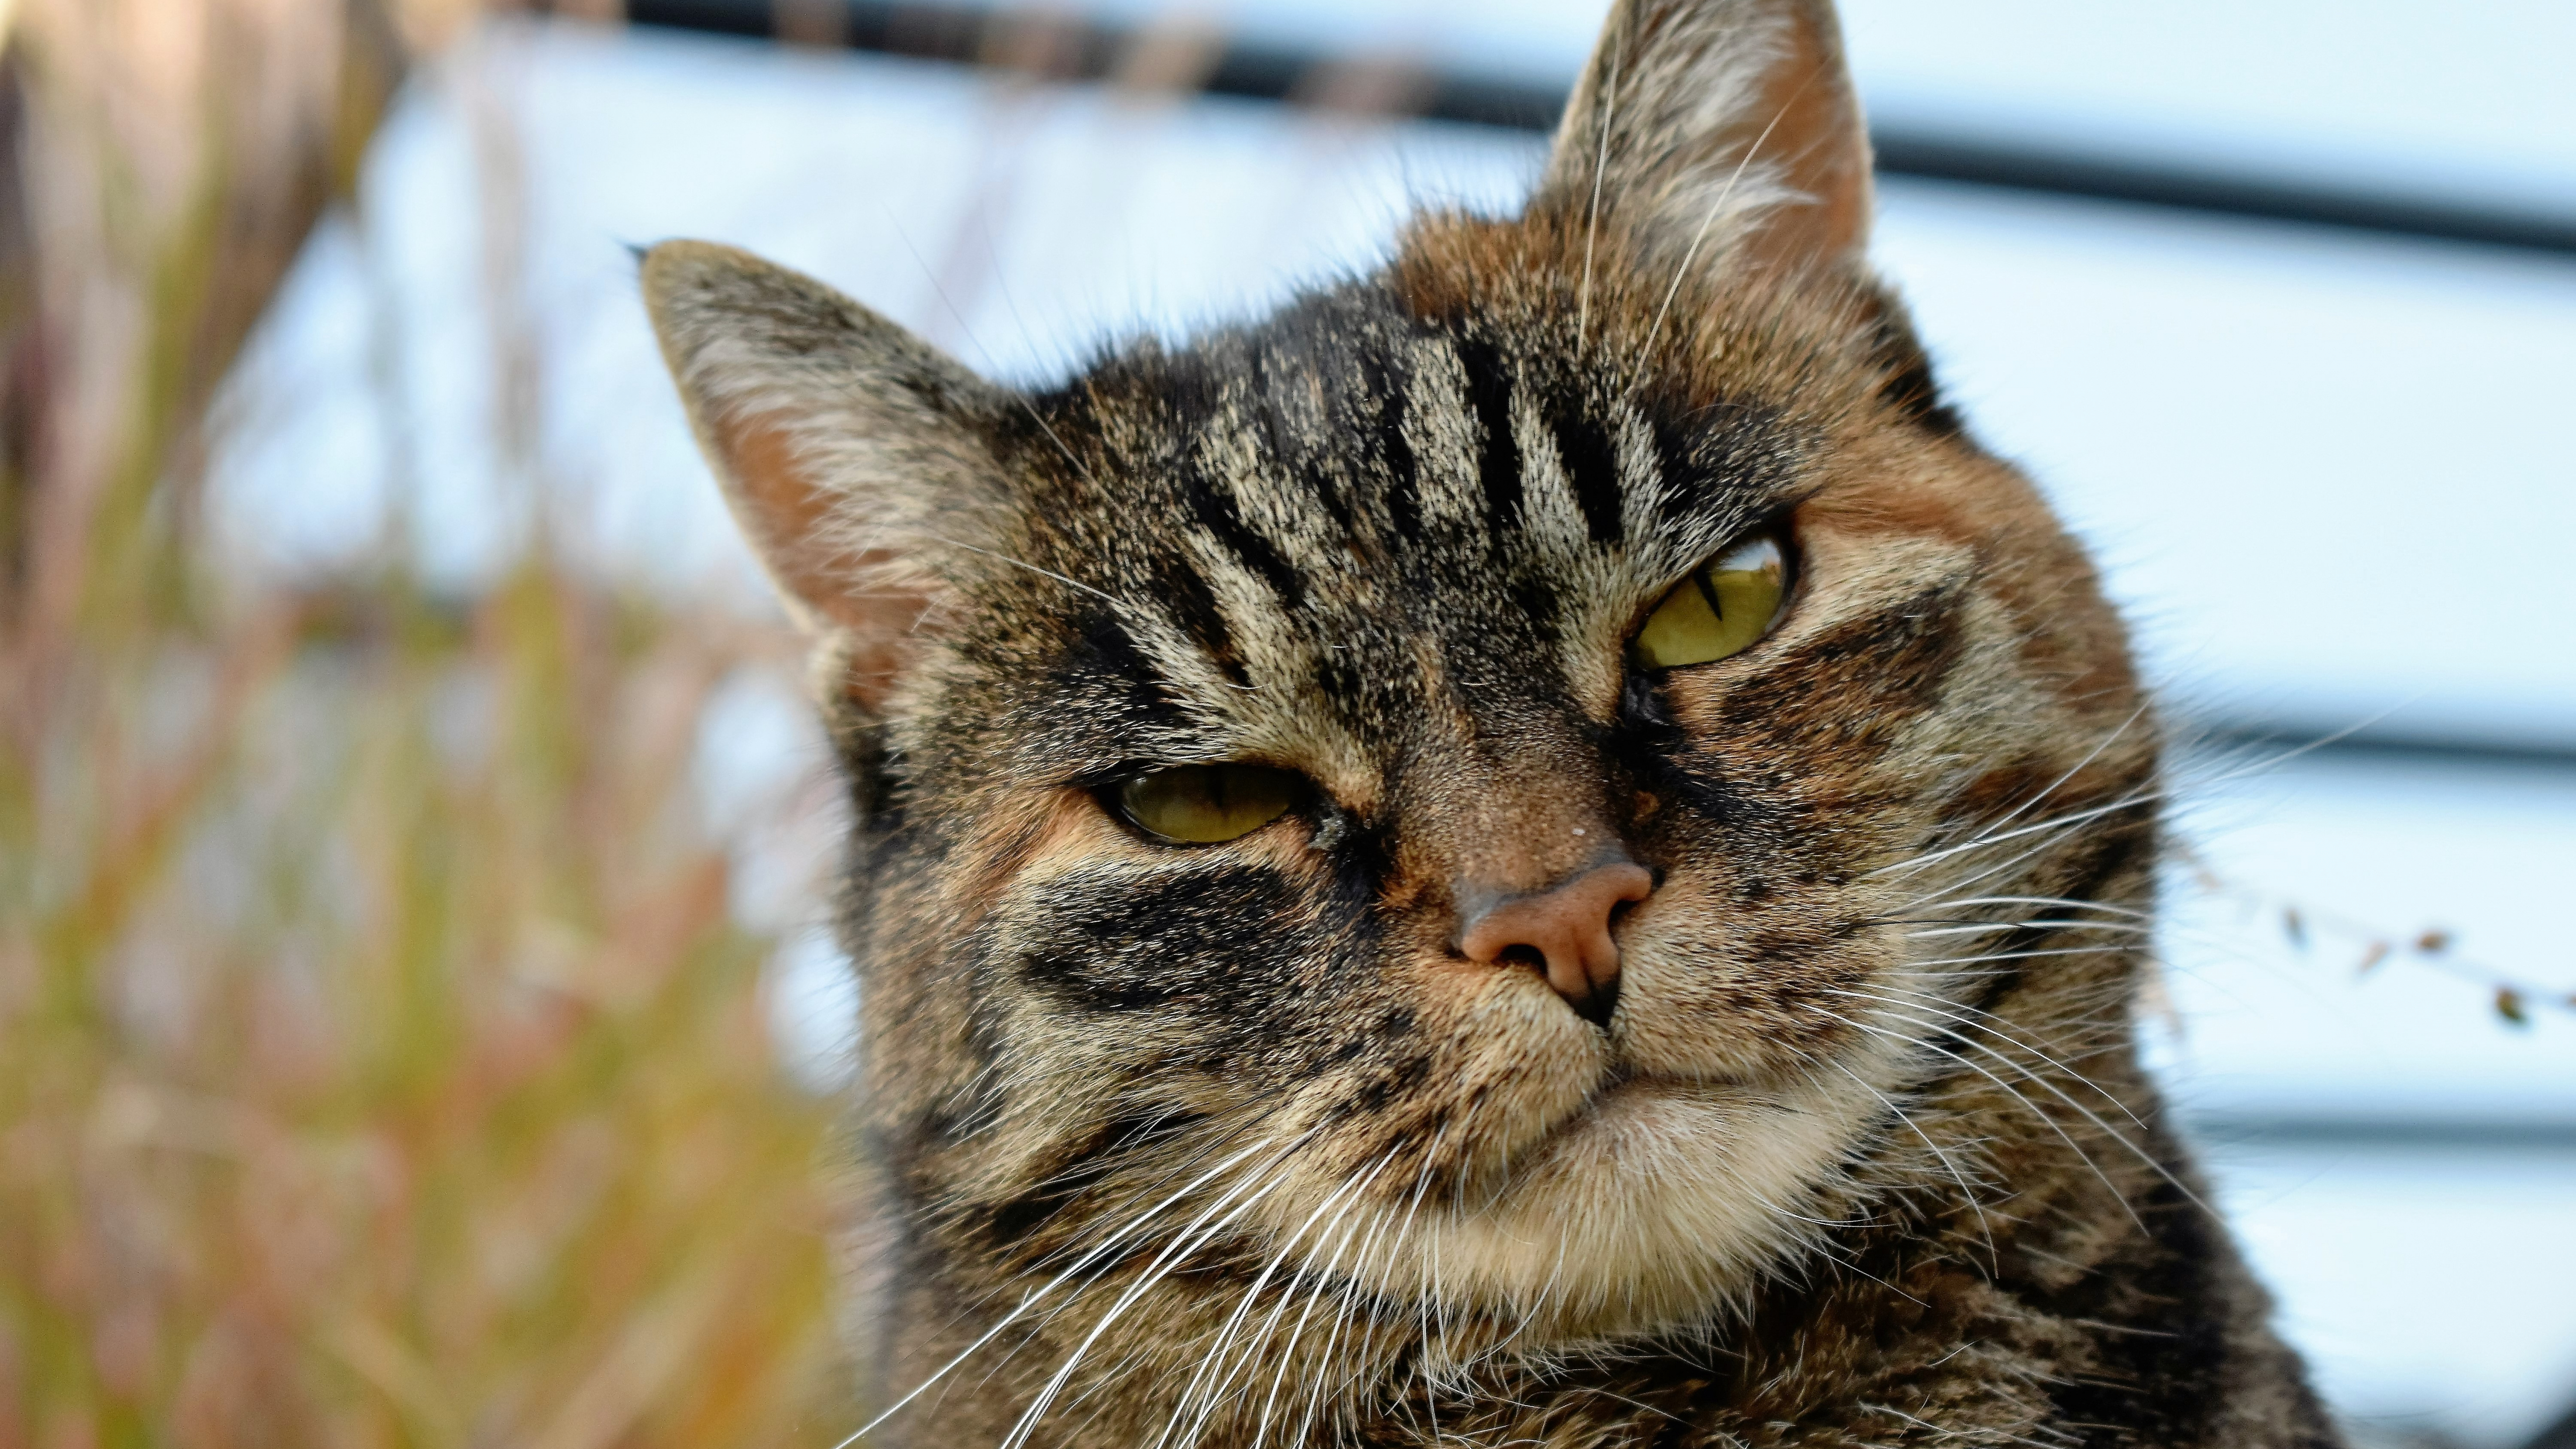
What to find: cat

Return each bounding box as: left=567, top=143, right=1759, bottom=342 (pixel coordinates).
left=639, top=0, right=2343, bottom=1443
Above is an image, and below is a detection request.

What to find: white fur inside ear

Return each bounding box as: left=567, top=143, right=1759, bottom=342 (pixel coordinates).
left=640, top=240, right=1016, bottom=707
left=1630, top=8, right=1804, bottom=249
left=1541, top=0, right=1872, bottom=278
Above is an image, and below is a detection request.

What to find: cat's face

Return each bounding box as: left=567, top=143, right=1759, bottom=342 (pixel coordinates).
left=647, top=0, right=2152, bottom=1367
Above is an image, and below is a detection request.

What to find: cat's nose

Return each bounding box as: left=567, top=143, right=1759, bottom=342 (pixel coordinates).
left=1455, top=860, right=1654, bottom=1026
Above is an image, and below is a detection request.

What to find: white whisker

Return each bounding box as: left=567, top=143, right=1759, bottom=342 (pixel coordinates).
left=835, top=1133, right=1284, bottom=1446
left=1000, top=1135, right=1312, bottom=1449
left=1641, top=77, right=1813, bottom=359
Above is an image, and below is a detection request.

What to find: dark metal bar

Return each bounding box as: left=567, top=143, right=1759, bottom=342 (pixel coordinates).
left=2190, top=727, right=2576, bottom=772
left=1873, top=132, right=2576, bottom=257
left=2187, top=1113, right=2576, bottom=1153
left=617, top=0, right=2576, bottom=260
left=2524, top=1397, right=2576, bottom=1449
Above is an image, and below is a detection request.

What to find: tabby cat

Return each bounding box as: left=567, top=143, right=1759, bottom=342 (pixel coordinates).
left=640, top=1, right=2342, bottom=1443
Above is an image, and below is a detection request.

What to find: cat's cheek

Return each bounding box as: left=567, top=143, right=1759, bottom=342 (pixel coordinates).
left=1763, top=522, right=1977, bottom=662
left=1246, top=953, right=1613, bottom=1212
left=1611, top=879, right=1898, bottom=1075
left=929, top=787, right=1109, bottom=930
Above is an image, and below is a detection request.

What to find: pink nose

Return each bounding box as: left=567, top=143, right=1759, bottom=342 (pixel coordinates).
left=1456, top=861, right=1654, bottom=1024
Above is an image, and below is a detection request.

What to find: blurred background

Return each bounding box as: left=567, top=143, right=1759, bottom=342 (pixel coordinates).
left=2, top=1, right=2568, bottom=1444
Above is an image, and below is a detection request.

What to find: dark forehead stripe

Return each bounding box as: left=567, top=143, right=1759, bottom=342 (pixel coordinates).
left=1178, top=442, right=1306, bottom=609
left=1433, top=327, right=1636, bottom=550
left=1060, top=606, right=1194, bottom=735
left=1352, top=343, right=1423, bottom=546
left=1446, top=333, right=1523, bottom=531
left=1153, top=554, right=1248, bottom=689
left=1550, top=406, right=1627, bottom=545
left=1249, top=343, right=1361, bottom=538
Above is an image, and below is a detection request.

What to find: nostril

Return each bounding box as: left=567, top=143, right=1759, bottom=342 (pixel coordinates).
left=1568, top=976, right=1618, bottom=1028
left=1454, top=858, right=1653, bottom=1025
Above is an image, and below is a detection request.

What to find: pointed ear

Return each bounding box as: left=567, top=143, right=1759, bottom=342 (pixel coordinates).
left=1536, top=0, right=1871, bottom=279
left=641, top=240, right=1015, bottom=712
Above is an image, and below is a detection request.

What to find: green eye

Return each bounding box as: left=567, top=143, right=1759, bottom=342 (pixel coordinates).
left=1115, top=764, right=1304, bottom=845
left=1631, top=531, right=1790, bottom=670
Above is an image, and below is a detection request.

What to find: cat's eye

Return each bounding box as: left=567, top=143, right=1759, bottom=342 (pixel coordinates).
left=1114, top=763, right=1303, bottom=846
left=1631, top=531, right=1790, bottom=671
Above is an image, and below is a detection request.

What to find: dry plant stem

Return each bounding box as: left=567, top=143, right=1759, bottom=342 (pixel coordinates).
left=2176, top=844, right=2573, bottom=1023
left=2, top=12, right=855, bottom=1443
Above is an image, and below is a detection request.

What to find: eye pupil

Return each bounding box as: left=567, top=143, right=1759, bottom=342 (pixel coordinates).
left=1691, top=571, right=1728, bottom=621
left=1630, top=530, right=1789, bottom=671
left=1115, top=763, right=1302, bottom=845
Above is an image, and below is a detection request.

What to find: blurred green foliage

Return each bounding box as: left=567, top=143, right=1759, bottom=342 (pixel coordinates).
left=0, top=4, right=858, bottom=1443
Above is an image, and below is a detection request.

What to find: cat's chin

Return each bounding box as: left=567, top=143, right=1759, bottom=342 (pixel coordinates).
left=1384, top=1069, right=1880, bottom=1344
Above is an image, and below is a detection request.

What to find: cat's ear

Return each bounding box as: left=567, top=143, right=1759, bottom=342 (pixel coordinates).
left=1536, top=0, right=1871, bottom=278
left=641, top=240, right=1015, bottom=711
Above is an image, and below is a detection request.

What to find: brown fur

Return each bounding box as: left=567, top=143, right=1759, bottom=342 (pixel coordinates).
left=639, top=2, right=2344, bottom=1444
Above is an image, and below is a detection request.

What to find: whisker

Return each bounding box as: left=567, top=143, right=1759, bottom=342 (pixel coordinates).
left=1286, top=1192, right=1396, bottom=1449
left=1837, top=997, right=2215, bottom=1222
left=1903, top=919, right=2154, bottom=941
left=999, top=1135, right=1315, bottom=1449
left=1830, top=985, right=2146, bottom=1131
left=1640, top=70, right=1818, bottom=359
left=1573, top=13, right=1626, bottom=351
left=1962, top=704, right=2152, bottom=845
left=1820, top=1056, right=1998, bottom=1268
left=884, top=220, right=1101, bottom=488
left=1905, top=943, right=2139, bottom=973
left=916, top=530, right=1133, bottom=611
left=1159, top=1151, right=1395, bottom=1449
left=1814, top=1006, right=2150, bottom=1234
left=1913, top=894, right=2154, bottom=921
left=835, top=1132, right=1285, bottom=1445
left=1881, top=785, right=2163, bottom=895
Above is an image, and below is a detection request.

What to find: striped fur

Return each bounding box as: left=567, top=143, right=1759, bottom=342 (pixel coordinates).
left=641, top=2, right=2342, bottom=1444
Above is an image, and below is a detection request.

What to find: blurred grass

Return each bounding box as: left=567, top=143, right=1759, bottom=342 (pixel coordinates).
left=1, top=3, right=858, bottom=1443
left=4, top=564, right=855, bottom=1447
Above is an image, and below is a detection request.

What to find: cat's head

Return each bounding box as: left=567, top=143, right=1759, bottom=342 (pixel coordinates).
left=647, top=0, right=2150, bottom=1374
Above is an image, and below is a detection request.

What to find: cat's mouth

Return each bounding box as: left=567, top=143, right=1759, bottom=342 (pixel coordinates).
left=1364, top=1060, right=1873, bottom=1339
left=1537, top=1068, right=1759, bottom=1151
left=1571, top=1064, right=1738, bottom=1119
left=1442, top=1062, right=1780, bottom=1208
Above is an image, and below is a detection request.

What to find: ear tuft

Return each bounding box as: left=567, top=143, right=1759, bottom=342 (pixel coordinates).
left=641, top=240, right=1016, bottom=711
left=1537, top=0, right=1872, bottom=282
